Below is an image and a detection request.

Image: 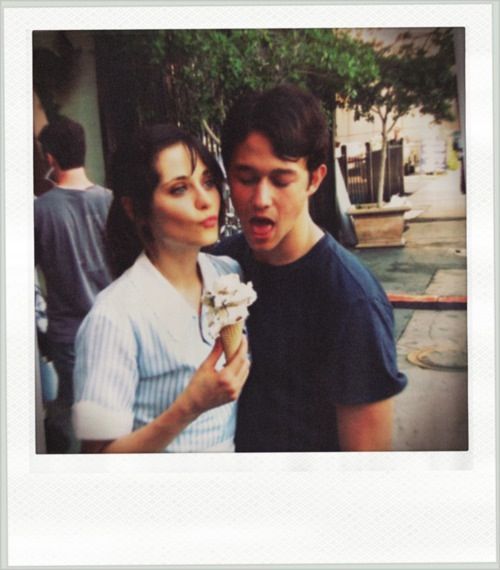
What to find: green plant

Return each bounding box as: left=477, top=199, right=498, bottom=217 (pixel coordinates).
left=91, top=29, right=379, bottom=135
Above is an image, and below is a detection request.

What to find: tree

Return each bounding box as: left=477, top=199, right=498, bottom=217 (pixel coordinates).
left=348, top=28, right=457, bottom=207
left=92, top=29, right=378, bottom=137
left=89, top=29, right=380, bottom=238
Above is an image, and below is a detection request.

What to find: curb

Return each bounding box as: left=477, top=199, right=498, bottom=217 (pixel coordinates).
left=387, top=293, right=467, bottom=310
left=408, top=216, right=466, bottom=223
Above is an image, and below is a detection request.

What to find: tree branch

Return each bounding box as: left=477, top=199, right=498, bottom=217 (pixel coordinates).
left=202, top=119, right=220, bottom=145
left=387, top=114, right=401, bottom=134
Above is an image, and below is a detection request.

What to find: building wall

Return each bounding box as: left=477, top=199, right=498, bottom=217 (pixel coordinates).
left=33, top=31, right=106, bottom=186
left=336, top=105, right=460, bottom=172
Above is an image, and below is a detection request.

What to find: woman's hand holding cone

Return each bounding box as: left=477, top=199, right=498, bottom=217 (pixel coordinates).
left=182, top=336, right=249, bottom=417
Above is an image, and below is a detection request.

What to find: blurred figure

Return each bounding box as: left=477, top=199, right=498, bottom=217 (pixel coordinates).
left=35, top=116, right=112, bottom=453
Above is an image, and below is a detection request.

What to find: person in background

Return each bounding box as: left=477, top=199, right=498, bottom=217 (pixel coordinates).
left=35, top=116, right=113, bottom=453
left=214, top=84, right=407, bottom=452
left=72, top=124, right=249, bottom=453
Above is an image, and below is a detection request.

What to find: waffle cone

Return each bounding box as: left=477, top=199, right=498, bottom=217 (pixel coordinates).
left=220, top=321, right=244, bottom=362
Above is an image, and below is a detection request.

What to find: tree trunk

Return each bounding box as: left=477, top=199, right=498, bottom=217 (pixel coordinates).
left=377, top=127, right=388, bottom=208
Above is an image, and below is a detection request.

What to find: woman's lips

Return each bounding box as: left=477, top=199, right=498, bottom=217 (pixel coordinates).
left=201, top=216, right=218, bottom=228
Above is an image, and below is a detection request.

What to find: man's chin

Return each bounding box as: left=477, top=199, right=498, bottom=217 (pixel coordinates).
left=244, top=238, right=280, bottom=264
left=245, top=236, right=274, bottom=250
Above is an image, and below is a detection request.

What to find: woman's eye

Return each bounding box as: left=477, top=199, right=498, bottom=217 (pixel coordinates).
left=203, top=178, right=217, bottom=189
left=170, top=185, right=187, bottom=195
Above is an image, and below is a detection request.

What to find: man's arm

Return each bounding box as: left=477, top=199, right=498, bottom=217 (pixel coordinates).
left=335, top=397, right=394, bottom=451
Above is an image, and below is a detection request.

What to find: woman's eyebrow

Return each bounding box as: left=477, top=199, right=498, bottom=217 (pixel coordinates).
left=162, top=174, right=189, bottom=185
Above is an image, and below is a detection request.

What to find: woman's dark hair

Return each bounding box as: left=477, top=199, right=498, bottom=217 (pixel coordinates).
left=106, top=124, right=225, bottom=278
left=38, top=115, right=86, bottom=169
left=221, top=84, right=329, bottom=174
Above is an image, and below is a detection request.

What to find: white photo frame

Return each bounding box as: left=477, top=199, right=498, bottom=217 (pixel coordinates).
left=2, top=1, right=498, bottom=567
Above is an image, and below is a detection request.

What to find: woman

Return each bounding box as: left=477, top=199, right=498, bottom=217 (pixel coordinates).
left=72, top=125, right=250, bottom=453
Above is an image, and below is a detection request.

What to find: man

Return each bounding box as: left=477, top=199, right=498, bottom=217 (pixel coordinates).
left=35, top=116, right=113, bottom=452
left=215, top=84, right=407, bottom=452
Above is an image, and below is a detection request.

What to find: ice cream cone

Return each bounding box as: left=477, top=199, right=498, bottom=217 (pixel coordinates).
left=220, top=321, right=244, bottom=361
left=202, top=273, right=256, bottom=360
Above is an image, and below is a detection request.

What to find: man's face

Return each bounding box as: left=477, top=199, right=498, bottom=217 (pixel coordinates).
left=228, top=131, right=325, bottom=264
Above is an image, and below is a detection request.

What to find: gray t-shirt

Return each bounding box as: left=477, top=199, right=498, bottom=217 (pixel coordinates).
left=35, top=185, right=113, bottom=343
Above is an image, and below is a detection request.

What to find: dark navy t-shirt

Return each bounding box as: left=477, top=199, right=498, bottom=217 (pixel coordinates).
left=212, top=232, right=407, bottom=452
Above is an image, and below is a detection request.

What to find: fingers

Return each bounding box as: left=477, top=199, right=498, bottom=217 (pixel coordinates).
left=235, top=356, right=250, bottom=385
left=224, top=334, right=248, bottom=367
left=195, top=335, right=250, bottom=406
left=234, top=338, right=250, bottom=377
left=204, top=338, right=224, bottom=367
left=238, top=334, right=249, bottom=355
left=223, top=335, right=250, bottom=387
left=218, top=358, right=249, bottom=402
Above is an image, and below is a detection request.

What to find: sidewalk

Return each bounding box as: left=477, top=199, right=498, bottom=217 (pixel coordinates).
left=350, top=168, right=468, bottom=451
left=403, top=168, right=466, bottom=220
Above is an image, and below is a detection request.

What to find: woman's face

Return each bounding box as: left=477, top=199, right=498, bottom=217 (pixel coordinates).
left=148, top=143, right=221, bottom=252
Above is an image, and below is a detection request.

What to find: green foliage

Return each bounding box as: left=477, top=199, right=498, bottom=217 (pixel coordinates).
left=91, top=29, right=379, bottom=133
left=350, top=28, right=456, bottom=134
left=89, top=28, right=457, bottom=207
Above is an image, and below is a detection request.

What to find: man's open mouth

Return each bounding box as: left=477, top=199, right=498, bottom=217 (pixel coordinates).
left=249, top=216, right=275, bottom=238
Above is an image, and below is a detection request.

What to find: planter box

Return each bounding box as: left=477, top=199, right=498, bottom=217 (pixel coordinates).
left=347, top=203, right=411, bottom=248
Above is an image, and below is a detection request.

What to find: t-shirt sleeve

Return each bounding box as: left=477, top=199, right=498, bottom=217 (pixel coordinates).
left=72, top=304, right=138, bottom=440
left=330, top=297, right=407, bottom=405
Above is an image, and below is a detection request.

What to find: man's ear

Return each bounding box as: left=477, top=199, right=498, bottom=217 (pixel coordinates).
left=45, top=152, right=56, bottom=168
left=121, top=196, right=134, bottom=221
left=307, top=164, right=328, bottom=197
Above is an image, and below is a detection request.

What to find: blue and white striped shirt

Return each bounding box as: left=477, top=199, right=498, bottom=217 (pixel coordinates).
left=72, top=251, right=242, bottom=452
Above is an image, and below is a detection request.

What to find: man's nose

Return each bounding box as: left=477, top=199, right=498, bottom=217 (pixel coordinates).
left=252, top=180, right=272, bottom=209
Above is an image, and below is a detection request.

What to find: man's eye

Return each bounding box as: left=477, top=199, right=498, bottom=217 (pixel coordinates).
left=237, top=176, right=258, bottom=186
left=271, top=178, right=291, bottom=188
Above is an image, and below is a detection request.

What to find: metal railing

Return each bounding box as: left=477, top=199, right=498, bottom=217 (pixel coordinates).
left=338, top=140, right=405, bottom=204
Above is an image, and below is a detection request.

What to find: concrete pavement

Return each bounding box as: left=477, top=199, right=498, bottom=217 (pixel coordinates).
left=350, top=168, right=468, bottom=451
left=403, top=168, right=466, bottom=220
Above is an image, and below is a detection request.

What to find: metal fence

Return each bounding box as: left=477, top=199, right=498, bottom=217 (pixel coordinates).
left=200, top=126, right=242, bottom=237
left=338, top=140, right=405, bottom=205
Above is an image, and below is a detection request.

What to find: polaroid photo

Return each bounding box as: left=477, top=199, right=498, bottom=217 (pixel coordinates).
left=2, top=1, right=498, bottom=567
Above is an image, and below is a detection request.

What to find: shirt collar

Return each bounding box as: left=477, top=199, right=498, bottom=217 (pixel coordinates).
left=128, top=251, right=217, bottom=343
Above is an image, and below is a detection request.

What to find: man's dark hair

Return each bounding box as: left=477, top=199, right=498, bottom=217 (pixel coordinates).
left=38, top=116, right=86, bottom=170
left=221, top=84, right=329, bottom=174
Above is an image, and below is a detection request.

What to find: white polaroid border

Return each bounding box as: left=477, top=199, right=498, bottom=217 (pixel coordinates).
left=2, top=1, right=498, bottom=567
